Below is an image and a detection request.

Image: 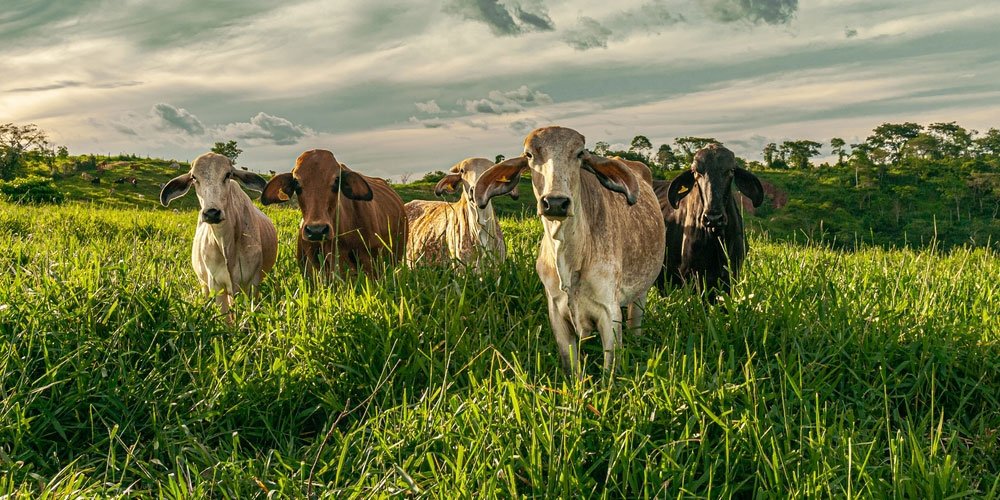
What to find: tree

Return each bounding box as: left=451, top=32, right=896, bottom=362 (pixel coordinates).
left=57, top=145, right=69, bottom=159
left=905, top=133, right=942, bottom=160
left=655, top=144, right=678, bottom=171
left=674, top=137, right=719, bottom=165
left=629, top=135, right=653, bottom=160
left=927, top=122, right=972, bottom=158
left=0, top=123, right=52, bottom=180
left=865, top=122, right=923, bottom=166
left=593, top=141, right=610, bottom=155
left=780, top=140, right=822, bottom=169
left=763, top=143, right=779, bottom=168
left=830, top=138, right=848, bottom=166
left=211, top=140, right=243, bottom=164
left=974, top=128, right=1000, bottom=158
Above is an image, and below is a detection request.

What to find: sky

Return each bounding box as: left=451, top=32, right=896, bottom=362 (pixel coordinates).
left=3, top=0, right=1000, bottom=178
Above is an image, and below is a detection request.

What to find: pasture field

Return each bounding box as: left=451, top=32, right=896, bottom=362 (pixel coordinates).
left=1, top=200, right=998, bottom=497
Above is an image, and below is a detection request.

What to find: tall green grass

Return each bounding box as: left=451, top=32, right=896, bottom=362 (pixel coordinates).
left=1, top=201, right=997, bottom=497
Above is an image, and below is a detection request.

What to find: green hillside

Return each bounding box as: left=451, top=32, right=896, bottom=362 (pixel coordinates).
left=8, top=153, right=998, bottom=250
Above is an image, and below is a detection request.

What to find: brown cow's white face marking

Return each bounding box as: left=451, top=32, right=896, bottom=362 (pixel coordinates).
left=524, top=127, right=586, bottom=220
left=190, top=153, right=237, bottom=224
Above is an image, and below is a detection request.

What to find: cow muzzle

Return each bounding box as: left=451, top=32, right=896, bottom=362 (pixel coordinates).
left=702, top=212, right=727, bottom=231
left=303, top=223, right=331, bottom=242
left=540, top=195, right=571, bottom=219
left=202, top=208, right=223, bottom=224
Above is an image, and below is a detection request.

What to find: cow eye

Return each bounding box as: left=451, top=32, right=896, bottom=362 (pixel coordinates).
left=524, top=152, right=533, bottom=159
left=577, top=150, right=585, bottom=159
left=224, top=172, right=232, bottom=180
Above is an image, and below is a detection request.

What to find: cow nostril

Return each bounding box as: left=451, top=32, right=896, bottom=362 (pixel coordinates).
left=541, top=196, right=571, bottom=217
left=202, top=209, right=222, bottom=223
left=304, top=224, right=331, bottom=240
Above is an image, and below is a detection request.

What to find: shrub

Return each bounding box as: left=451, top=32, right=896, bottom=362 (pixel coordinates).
left=0, top=175, right=65, bottom=204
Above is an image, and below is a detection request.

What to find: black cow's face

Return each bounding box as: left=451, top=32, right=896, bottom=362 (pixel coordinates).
left=666, top=144, right=764, bottom=232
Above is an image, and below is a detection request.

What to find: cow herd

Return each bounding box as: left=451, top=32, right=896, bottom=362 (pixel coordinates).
left=160, top=125, right=764, bottom=376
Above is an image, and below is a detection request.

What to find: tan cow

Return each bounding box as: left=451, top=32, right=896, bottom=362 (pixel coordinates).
left=405, top=157, right=510, bottom=268
left=160, top=152, right=278, bottom=318
left=260, top=149, right=407, bottom=277
left=475, top=126, right=665, bottom=376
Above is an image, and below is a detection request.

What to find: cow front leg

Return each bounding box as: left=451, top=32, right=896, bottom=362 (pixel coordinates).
left=597, top=304, right=624, bottom=374
left=547, top=296, right=580, bottom=379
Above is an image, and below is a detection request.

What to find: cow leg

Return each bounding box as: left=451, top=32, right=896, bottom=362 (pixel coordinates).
left=548, top=297, right=580, bottom=379
left=597, top=303, right=623, bottom=374
left=627, top=293, right=648, bottom=334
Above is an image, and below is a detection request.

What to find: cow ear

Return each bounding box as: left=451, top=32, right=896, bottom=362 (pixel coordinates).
left=734, top=168, right=764, bottom=208
left=581, top=154, right=640, bottom=205
left=160, top=173, right=192, bottom=207
left=434, top=173, right=463, bottom=196
left=232, top=169, right=267, bottom=192
left=261, top=173, right=296, bottom=205
left=667, top=170, right=695, bottom=209
left=474, top=156, right=527, bottom=209
left=335, top=170, right=373, bottom=201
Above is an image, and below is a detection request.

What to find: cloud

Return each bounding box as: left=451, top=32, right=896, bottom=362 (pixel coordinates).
left=465, top=119, right=490, bottom=130
left=509, top=118, right=537, bottom=134
left=7, top=79, right=143, bottom=93
left=112, top=123, right=138, bottom=136
left=698, top=0, right=798, bottom=25
left=564, top=17, right=613, bottom=50
left=220, top=112, right=312, bottom=145
left=460, top=85, right=553, bottom=114
left=152, top=103, right=205, bottom=135
left=563, top=2, right=684, bottom=51
left=415, top=99, right=442, bottom=114
left=443, top=0, right=554, bottom=36
left=409, top=116, right=449, bottom=128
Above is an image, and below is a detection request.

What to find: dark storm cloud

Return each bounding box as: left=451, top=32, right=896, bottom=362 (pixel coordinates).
left=698, top=0, right=798, bottom=25
left=443, top=0, right=554, bottom=36
left=152, top=103, right=205, bottom=135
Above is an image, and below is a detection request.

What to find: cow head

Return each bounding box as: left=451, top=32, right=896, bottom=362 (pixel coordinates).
left=260, top=149, right=373, bottom=242
left=666, top=144, right=763, bottom=231
left=159, top=152, right=267, bottom=224
left=474, top=126, right=639, bottom=220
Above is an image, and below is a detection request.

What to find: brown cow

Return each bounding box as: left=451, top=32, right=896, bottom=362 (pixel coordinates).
left=404, top=158, right=510, bottom=268
left=475, top=126, right=665, bottom=376
left=260, top=149, right=407, bottom=277
left=653, top=144, right=763, bottom=301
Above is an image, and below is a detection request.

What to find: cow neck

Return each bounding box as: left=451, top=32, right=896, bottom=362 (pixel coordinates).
left=461, top=191, right=499, bottom=251
left=542, top=199, right=588, bottom=293
left=329, top=195, right=361, bottom=237
left=205, top=184, right=246, bottom=262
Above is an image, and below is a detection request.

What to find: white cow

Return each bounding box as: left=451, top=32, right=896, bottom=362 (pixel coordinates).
left=404, top=157, right=511, bottom=268
left=160, top=153, right=278, bottom=318
left=475, top=126, right=665, bottom=376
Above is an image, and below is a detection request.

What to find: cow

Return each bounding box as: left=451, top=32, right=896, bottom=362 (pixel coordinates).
left=475, top=126, right=665, bottom=377
left=654, top=144, right=764, bottom=301
left=160, top=152, right=278, bottom=318
left=260, top=149, right=407, bottom=278
left=404, top=157, right=512, bottom=268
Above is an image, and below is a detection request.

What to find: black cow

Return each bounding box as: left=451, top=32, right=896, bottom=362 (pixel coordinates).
left=654, top=144, right=764, bottom=301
